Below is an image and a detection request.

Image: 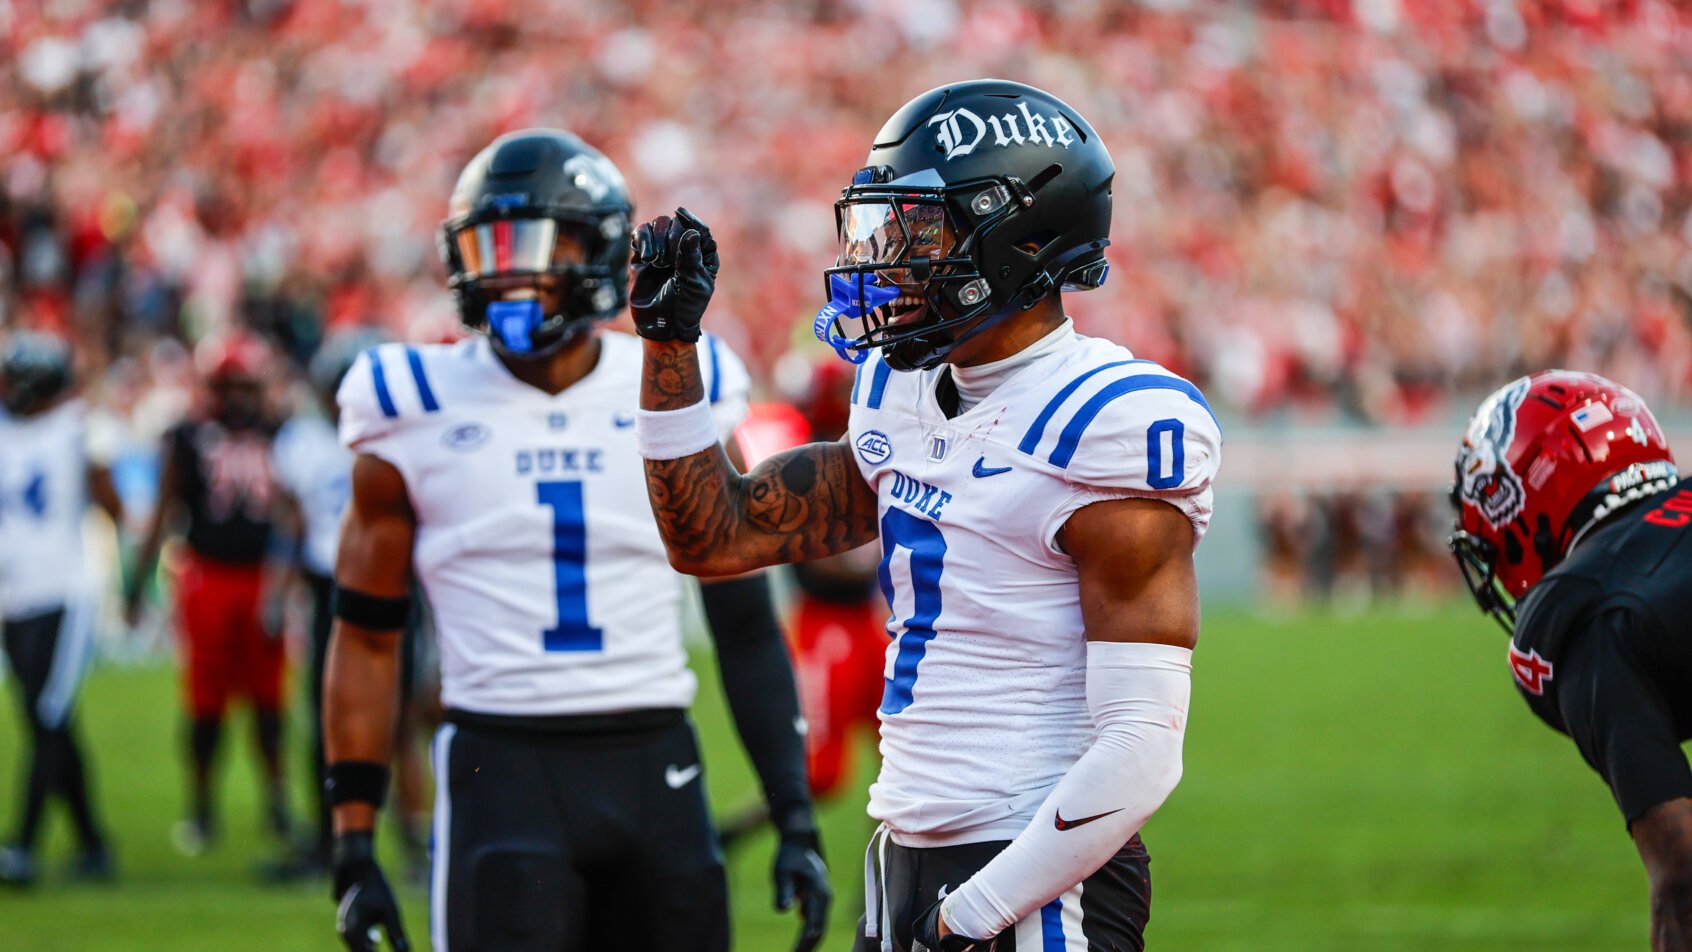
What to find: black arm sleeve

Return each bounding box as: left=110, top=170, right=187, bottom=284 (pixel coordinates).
left=1555, top=608, right=1692, bottom=826
left=699, top=573, right=815, bottom=836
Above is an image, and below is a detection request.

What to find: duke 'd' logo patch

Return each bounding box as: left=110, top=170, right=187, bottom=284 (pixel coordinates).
left=1508, top=643, right=1553, bottom=695
left=856, top=430, right=893, bottom=465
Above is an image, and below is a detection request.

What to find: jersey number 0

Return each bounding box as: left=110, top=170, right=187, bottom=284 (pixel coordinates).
left=878, top=509, right=947, bottom=715
left=537, top=480, right=604, bottom=651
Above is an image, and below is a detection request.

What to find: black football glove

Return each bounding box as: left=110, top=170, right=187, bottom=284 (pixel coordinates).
left=911, top=897, right=997, bottom=952
left=772, top=828, right=832, bottom=952
left=331, top=832, right=410, bottom=952
left=630, top=207, right=718, bottom=343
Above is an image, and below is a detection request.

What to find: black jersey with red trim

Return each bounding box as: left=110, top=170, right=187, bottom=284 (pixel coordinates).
left=169, top=418, right=279, bottom=565
left=1509, top=477, right=1692, bottom=823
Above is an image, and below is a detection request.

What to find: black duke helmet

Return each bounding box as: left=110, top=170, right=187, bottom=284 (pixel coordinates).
left=0, top=331, right=73, bottom=417
left=819, top=80, right=1114, bottom=371
left=439, top=129, right=633, bottom=358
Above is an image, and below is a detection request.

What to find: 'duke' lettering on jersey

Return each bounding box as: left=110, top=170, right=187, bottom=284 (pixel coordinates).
left=515, top=447, right=605, bottom=476
left=887, top=471, right=953, bottom=521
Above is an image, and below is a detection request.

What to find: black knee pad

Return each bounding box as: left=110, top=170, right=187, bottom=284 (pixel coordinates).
left=468, top=847, right=572, bottom=951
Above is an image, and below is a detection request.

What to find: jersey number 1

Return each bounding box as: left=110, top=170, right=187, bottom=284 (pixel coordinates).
left=537, top=481, right=603, bottom=652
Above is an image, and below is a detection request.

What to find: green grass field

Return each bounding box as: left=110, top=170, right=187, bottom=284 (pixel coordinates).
left=0, top=603, right=1660, bottom=951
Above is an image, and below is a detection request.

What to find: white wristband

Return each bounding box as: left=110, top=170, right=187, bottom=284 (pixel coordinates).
left=636, top=400, right=721, bottom=460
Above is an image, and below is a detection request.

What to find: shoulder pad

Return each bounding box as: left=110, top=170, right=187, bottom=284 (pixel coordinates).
left=1017, top=359, right=1221, bottom=493
left=336, top=343, right=446, bottom=450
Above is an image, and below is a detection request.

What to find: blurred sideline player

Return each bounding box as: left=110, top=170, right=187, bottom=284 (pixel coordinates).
left=322, top=129, right=828, bottom=952
left=633, top=80, right=1219, bottom=951
left=0, top=333, right=120, bottom=885
left=124, top=330, right=293, bottom=854
left=721, top=360, right=884, bottom=850
left=1452, top=371, right=1692, bottom=951
left=782, top=360, right=886, bottom=799
left=266, top=328, right=430, bottom=882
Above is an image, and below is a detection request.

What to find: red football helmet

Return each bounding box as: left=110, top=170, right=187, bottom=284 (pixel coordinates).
left=193, top=329, right=271, bottom=383
left=1450, top=370, right=1678, bottom=631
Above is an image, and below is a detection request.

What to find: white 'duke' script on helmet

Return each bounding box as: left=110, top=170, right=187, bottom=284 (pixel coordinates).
left=929, top=104, right=1077, bottom=161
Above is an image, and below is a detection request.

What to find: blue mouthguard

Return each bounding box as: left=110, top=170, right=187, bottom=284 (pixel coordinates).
left=488, top=299, right=544, bottom=354
left=812, top=273, right=900, bottom=364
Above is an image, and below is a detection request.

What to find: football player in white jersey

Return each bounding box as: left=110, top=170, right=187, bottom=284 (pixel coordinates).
left=321, top=130, right=829, bottom=952
left=633, top=81, right=1221, bottom=951
left=269, top=327, right=429, bottom=883
left=0, top=333, right=122, bottom=885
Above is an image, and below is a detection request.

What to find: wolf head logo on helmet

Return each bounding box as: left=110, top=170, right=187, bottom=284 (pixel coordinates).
left=438, top=129, right=633, bottom=359
left=1450, top=370, right=1677, bottom=632
left=813, top=80, right=1115, bottom=372
left=1455, top=377, right=1528, bottom=527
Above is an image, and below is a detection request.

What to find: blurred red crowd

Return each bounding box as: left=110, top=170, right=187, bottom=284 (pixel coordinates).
left=3, top=0, right=1691, bottom=423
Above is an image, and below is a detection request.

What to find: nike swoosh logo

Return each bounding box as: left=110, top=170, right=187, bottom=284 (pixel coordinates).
left=971, top=456, right=1012, bottom=478
left=613, top=414, right=637, bottom=428
left=937, top=884, right=951, bottom=900
left=665, top=763, right=701, bottom=789
left=1054, top=807, right=1123, bottom=831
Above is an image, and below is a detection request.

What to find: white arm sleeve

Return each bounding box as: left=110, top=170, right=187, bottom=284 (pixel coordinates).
left=939, top=641, right=1192, bottom=940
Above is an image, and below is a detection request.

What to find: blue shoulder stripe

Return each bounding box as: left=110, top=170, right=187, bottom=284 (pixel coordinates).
left=1047, top=373, right=1218, bottom=469
left=864, top=357, right=893, bottom=410
left=367, top=348, right=398, bottom=419
left=404, top=347, right=440, bottom=413
left=850, top=360, right=865, bottom=406
left=1017, top=359, right=1149, bottom=454
left=706, top=334, right=723, bottom=405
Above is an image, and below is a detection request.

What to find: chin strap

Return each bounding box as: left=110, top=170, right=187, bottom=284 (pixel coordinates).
left=1014, top=239, right=1110, bottom=310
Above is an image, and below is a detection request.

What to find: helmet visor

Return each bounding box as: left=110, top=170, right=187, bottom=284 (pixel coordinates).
left=448, top=218, right=595, bottom=279
left=837, top=199, right=954, bottom=285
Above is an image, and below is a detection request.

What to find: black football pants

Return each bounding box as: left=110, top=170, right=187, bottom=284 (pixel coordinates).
left=429, top=712, right=728, bottom=952
left=3, top=604, right=105, bottom=852
left=855, top=827, right=1152, bottom=951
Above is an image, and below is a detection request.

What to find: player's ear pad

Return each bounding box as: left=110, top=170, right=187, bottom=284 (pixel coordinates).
left=470, top=847, right=571, bottom=949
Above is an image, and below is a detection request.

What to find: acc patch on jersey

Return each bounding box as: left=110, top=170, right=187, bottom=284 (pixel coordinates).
left=1457, top=377, right=1528, bottom=527
left=857, top=429, right=892, bottom=465
left=1508, top=642, right=1553, bottom=695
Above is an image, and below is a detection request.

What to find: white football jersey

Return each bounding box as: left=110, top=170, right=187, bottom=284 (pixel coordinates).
left=337, top=331, right=748, bottom=717
left=0, top=400, right=94, bottom=616
left=273, top=414, right=351, bottom=577
left=846, top=335, right=1222, bottom=845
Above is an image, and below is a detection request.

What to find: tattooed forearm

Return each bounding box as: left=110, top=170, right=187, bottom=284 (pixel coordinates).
left=641, top=340, right=705, bottom=411
left=645, top=440, right=880, bottom=576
